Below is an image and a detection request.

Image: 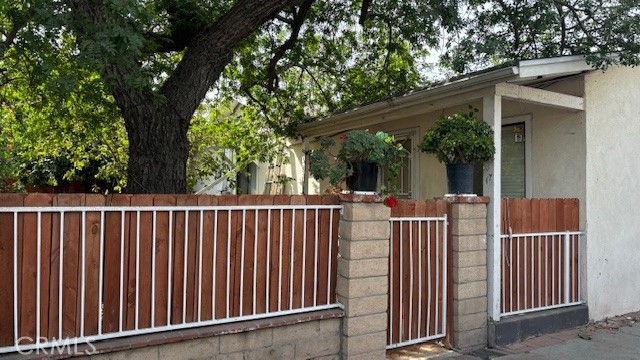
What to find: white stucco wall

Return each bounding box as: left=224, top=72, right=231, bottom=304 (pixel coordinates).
left=584, top=66, right=640, bottom=320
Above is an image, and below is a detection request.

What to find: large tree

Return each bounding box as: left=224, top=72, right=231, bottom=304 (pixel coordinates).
left=2, top=0, right=638, bottom=193
left=45, top=0, right=460, bottom=193
left=61, top=0, right=297, bottom=193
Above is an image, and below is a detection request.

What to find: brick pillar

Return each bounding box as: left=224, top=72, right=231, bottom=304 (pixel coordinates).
left=447, top=196, right=490, bottom=351
left=337, top=194, right=390, bottom=359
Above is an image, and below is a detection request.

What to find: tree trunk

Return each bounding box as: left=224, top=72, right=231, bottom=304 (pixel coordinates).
left=124, top=108, right=189, bottom=194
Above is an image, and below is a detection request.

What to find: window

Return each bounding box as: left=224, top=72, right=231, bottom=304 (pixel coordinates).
left=501, top=122, right=527, bottom=198
left=500, top=114, right=532, bottom=198
left=382, top=130, right=417, bottom=198
left=237, top=162, right=258, bottom=194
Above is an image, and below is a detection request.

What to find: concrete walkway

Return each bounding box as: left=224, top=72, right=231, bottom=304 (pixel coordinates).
left=388, top=311, right=640, bottom=360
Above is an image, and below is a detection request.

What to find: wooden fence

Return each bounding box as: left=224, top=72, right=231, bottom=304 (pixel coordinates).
left=501, top=198, right=579, bottom=234
left=0, top=193, right=340, bottom=352
left=500, top=198, right=582, bottom=315
left=387, top=199, right=449, bottom=348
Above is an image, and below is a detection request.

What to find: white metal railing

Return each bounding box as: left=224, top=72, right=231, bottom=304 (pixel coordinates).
left=0, top=204, right=342, bottom=354
left=500, top=231, right=584, bottom=317
left=387, top=215, right=447, bottom=349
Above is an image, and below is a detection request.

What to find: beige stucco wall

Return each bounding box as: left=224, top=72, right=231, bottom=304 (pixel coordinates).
left=279, top=140, right=325, bottom=195
left=583, top=66, right=640, bottom=321
left=253, top=142, right=306, bottom=195
left=282, top=142, right=307, bottom=194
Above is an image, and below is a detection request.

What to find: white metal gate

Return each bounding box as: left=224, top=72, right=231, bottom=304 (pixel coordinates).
left=387, top=215, right=447, bottom=349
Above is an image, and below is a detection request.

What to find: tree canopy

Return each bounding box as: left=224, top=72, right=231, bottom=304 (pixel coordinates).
left=441, top=0, right=640, bottom=73
left=1, top=1, right=128, bottom=192
left=1, top=0, right=638, bottom=193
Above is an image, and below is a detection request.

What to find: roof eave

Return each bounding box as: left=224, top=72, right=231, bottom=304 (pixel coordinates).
left=298, top=55, right=596, bottom=138
left=516, top=55, right=592, bottom=79
left=298, top=66, right=519, bottom=137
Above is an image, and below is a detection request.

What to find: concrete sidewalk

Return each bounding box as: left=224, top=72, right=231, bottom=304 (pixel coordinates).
left=388, top=311, right=640, bottom=360
left=496, top=314, right=640, bottom=360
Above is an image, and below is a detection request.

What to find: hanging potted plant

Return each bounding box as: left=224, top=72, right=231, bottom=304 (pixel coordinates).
left=418, top=108, right=495, bottom=194
left=308, top=130, right=407, bottom=192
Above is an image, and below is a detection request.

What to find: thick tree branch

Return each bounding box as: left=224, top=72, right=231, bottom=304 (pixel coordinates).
left=160, top=0, right=297, bottom=126
left=275, top=14, right=294, bottom=24
left=359, top=0, right=373, bottom=25
left=146, top=1, right=215, bottom=54
left=266, top=0, right=314, bottom=92
left=2, top=25, right=20, bottom=51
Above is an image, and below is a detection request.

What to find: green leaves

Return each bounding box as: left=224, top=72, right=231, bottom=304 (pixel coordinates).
left=309, top=130, right=407, bottom=191
left=0, top=14, right=128, bottom=192
left=220, top=1, right=454, bottom=137
left=419, top=109, right=495, bottom=164
left=186, top=100, right=288, bottom=192
left=441, top=0, right=640, bottom=74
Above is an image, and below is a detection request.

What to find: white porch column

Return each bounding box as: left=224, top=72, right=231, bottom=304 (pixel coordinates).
left=482, top=94, right=502, bottom=322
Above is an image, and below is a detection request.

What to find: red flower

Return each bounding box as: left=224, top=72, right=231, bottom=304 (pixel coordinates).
left=384, top=196, right=398, bottom=208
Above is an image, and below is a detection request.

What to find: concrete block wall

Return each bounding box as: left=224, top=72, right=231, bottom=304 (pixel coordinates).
left=77, top=317, right=341, bottom=360
left=448, top=197, right=489, bottom=351
left=337, top=194, right=391, bottom=359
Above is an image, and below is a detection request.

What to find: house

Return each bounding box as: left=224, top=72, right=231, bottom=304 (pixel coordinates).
left=1, top=56, right=638, bottom=354
left=276, top=55, right=640, bottom=326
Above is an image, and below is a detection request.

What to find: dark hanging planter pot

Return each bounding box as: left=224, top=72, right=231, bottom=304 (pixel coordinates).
left=346, top=161, right=378, bottom=192
left=446, top=163, right=475, bottom=194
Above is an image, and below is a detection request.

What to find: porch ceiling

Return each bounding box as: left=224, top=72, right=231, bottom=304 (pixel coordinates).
left=495, top=83, right=584, bottom=111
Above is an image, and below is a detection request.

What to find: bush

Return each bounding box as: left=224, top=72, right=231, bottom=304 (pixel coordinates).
left=419, top=108, right=495, bottom=164
left=309, top=130, right=407, bottom=190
